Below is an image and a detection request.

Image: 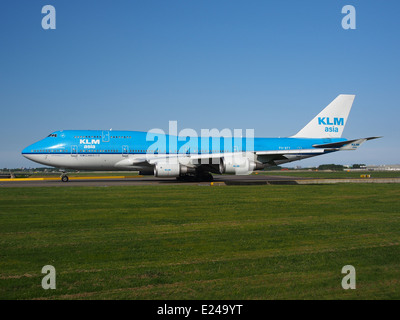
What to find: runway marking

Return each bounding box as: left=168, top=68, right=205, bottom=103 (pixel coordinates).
left=210, top=182, right=225, bottom=186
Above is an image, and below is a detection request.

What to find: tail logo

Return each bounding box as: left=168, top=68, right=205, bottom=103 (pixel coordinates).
left=318, top=117, right=344, bottom=133
left=318, top=117, right=344, bottom=126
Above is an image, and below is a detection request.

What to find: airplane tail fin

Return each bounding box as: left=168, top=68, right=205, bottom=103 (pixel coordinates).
left=291, top=94, right=355, bottom=138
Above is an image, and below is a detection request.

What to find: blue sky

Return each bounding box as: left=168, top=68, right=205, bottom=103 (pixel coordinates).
left=1, top=0, right=399, bottom=168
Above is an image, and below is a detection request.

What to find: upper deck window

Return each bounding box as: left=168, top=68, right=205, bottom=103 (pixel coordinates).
left=48, top=134, right=57, bottom=137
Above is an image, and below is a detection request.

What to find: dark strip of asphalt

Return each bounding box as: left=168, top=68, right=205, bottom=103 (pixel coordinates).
left=3, top=175, right=398, bottom=188
left=0, top=175, right=304, bottom=187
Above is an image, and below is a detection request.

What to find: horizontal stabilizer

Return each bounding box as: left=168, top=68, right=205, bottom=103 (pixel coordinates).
left=312, top=136, right=382, bottom=150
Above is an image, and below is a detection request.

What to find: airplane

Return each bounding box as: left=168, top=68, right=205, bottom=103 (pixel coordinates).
left=22, top=94, right=380, bottom=182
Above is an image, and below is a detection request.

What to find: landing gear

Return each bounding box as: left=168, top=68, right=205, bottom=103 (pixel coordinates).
left=199, top=172, right=214, bottom=182
left=176, top=172, right=214, bottom=182
left=61, top=175, right=69, bottom=182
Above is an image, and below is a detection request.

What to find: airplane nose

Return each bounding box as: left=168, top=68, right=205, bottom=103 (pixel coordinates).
left=22, top=146, right=29, bottom=155
left=22, top=154, right=33, bottom=161
left=21, top=141, right=50, bottom=166
left=22, top=144, right=35, bottom=160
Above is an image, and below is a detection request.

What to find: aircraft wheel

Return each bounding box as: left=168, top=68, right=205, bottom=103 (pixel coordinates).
left=198, top=173, right=213, bottom=182
left=61, top=175, right=69, bottom=182
left=176, top=175, right=192, bottom=182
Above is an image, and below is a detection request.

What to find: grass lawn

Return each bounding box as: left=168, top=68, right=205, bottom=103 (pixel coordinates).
left=0, top=184, right=399, bottom=299
left=257, top=171, right=400, bottom=179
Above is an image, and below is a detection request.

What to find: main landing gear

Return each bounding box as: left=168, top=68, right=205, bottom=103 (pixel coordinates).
left=61, top=174, right=69, bottom=182
left=176, top=172, right=214, bottom=182
left=199, top=172, right=214, bottom=182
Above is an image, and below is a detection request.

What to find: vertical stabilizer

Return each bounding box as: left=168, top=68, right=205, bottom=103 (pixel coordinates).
left=291, top=94, right=355, bottom=138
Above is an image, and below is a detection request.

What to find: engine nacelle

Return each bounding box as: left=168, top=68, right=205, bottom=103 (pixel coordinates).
left=154, top=163, right=193, bottom=178
left=219, top=156, right=264, bottom=175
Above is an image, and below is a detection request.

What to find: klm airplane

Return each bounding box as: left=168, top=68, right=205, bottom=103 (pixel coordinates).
left=22, top=95, right=379, bottom=182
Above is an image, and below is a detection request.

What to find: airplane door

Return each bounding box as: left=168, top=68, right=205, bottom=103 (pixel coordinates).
left=122, top=145, right=128, bottom=157
left=102, top=131, right=110, bottom=142
left=71, top=145, right=78, bottom=157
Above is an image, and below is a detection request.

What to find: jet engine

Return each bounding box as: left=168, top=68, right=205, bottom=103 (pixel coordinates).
left=154, top=163, right=195, bottom=178
left=219, top=156, right=264, bottom=175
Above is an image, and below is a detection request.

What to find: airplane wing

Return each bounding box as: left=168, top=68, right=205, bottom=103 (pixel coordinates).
left=115, top=136, right=382, bottom=169
left=117, top=149, right=325, bottom=168
left=255, top=149, right=325, bottom=156
left=254, top=149, right=326, bottom=166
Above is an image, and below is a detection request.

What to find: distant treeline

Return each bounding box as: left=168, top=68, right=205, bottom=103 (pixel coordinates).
left=317, top=164, right=366, bottom=171
left=265, top=163, right=367, bottom=171
left=317, top=164, right=345, bottom=171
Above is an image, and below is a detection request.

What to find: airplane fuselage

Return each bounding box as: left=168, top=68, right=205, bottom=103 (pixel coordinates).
left=22, top=130, right=344, bottom=171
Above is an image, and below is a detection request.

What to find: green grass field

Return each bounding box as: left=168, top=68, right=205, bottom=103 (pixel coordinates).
left=257, top=171, right=400, bottom=179
left=1, top=184, right=399, bottom=299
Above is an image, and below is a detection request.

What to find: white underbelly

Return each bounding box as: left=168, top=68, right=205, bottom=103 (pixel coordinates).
left=24, top=154, right=147, bottom=171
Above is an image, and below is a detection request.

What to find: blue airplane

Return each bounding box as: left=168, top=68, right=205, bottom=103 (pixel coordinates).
left=22, top=95, right=379, bottom=182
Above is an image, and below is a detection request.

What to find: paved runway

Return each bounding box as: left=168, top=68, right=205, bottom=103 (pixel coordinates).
left=0, top=174, right=305, bottom=187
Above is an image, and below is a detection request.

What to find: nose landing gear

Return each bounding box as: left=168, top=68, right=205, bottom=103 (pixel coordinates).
left=61, top=174, right=69, bottom=182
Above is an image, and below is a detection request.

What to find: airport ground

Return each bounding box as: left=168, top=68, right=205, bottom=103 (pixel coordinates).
left=0, top=178, right=399, bottom=299
left=1, top=170, right=399, bottom=187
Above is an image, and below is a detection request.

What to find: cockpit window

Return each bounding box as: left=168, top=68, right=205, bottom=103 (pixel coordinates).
left=48, top=134, right=57, bottom=137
